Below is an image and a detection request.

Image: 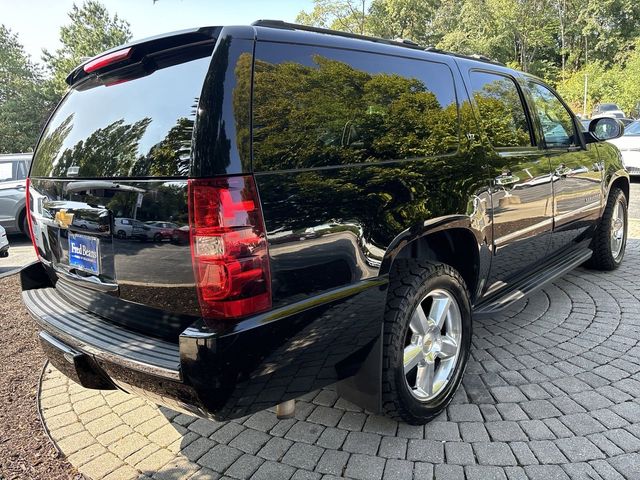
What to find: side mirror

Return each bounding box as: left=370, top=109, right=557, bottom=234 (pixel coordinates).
left=588, top=117, right=624, bottom=142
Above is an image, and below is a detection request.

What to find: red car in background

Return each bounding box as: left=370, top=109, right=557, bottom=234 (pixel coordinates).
left=144, top=221, right=178, bottom=242
left=170, top=225, right=189, bottom=245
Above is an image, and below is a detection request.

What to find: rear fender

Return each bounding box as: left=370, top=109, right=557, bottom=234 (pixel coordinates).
left=337, top=216, right=489, bottom=413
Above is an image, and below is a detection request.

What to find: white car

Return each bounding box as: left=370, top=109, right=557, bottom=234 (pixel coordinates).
left=114, top=217, right=150, bottom=239
left=144, top=221, right=178, bottom=242
left=0, top=225, right=9, bottom=258
left=608, top=120, right=640, bottom=176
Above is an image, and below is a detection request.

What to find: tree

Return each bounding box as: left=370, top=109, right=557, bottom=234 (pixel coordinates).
left=49, top=117, right=151, bottom=177
left=296, top=0, right=368, bottom=34
left=43, top=1, right=132, bottom=96
left=367, top=0, right=440, bottom=45
left=0, top=25, right=52, bottom=153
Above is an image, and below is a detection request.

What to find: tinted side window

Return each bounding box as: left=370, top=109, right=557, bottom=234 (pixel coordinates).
left=469, top=71, right=532, bottom=148
left=253, top=43, right=459, bottom=170
left=16, top=161, right=27, bottom=180
left=527, top=82, right=577, bottom=148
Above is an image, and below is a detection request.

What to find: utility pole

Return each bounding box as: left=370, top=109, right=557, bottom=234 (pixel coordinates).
left=361, top=0, right=365, bottom=34
left=583, top=35, right=589, bottom=117
left=583, top=74, right=588, bottom=117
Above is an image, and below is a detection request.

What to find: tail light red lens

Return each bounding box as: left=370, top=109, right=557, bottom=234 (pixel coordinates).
left=25, top=178, right=40, bottom=259
left=188, top=176, right=271, bottom=319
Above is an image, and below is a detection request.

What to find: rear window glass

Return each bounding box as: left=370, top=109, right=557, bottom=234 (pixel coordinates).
left=31, top=56, right=210, bottom=178
left=253, top=42, right=459, bottom=171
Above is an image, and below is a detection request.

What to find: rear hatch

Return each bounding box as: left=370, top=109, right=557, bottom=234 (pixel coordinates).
left=28, top=29, right=220, bottom=341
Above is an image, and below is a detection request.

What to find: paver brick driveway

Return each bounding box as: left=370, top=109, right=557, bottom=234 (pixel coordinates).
left=39, top=240, right=640, bottom=479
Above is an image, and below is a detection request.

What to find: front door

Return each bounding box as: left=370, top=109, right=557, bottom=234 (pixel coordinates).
left=467, top=70, right=553, bottom=294
left=525, top=81, right=603, bottom=253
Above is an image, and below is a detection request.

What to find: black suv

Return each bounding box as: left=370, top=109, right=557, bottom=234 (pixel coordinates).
left=22, top=21, right=629, bottom=425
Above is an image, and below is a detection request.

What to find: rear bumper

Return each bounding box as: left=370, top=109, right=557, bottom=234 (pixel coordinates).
left=21, top=262, right=388, bottom=420
left=23, top=287, right=181, bottom=379
left=22, top=278, right=205, bottom=416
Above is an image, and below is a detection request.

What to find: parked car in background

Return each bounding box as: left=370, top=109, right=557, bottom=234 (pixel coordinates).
left=0, top=225, right=9, bottom=258
left=608, top=120, right=640, bottom=176
left=0, top=153, right=31, bottom=236
left=22, top=21, right=629, bottom=425
left=170, top=225, right=189, bottom=245
left=114, top=217, right=151, bottom=240
left=592, top=103, right=626, bottom=119
left=144, top=221, right=178, bottom=241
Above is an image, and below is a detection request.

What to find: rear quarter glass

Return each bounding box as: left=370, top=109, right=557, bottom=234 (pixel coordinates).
left=31, top=55, right=211, bottom=178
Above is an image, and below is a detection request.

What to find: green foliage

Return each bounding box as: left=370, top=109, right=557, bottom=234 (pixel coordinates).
left=42, top=117, right=151, bottom=177
left=298, top=0, right=640, bottom=112
left=0, top=1, right=132, bottom=153
left=252, top=54, right=458, bottom=172
left=42, top=0, right=132, bottom=96
left=367, top=0, right=440, bottom=45
left=0, top=25, right=53, bottom=153
left=295, top=0, right=368, bottom=33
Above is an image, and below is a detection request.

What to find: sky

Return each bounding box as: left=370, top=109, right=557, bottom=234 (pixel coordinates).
left=1, top=0, right=315, bottom=64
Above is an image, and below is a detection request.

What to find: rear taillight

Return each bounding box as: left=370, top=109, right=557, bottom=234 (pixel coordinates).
left=188, top=176, right=271, bottom=319
left=25, top=178, right=39, bottom=259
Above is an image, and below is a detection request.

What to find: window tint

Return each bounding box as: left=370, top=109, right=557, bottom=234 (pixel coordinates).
left=16, top=161, right=27, bottom=180
left=469, top=71, right=532, bottom=148
left=31, top=56, right=210, bottom=178
left=253, top=43, right=459, bottom=170
left=527, top=82, right=577, bottom=148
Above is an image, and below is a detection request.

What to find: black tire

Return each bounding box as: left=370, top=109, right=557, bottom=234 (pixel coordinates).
left=382, top=260, right=472, bottom=424
left=154, top=233, right=163, bottom=242
left=116, top=230, right=127, bottom=239
left=585, top=187, right=627, bottom=271
left=19, top=210, right=30, bottom=239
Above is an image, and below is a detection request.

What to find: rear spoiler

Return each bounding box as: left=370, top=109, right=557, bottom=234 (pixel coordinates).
left=65, top=26, right=221, bottom=87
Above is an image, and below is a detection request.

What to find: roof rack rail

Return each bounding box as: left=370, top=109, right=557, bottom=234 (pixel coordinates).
left=252, top=19, right=425, bottom=51
left=252, top=19, right=507, bottom=67
left=468, top=53, right=505, bottom=65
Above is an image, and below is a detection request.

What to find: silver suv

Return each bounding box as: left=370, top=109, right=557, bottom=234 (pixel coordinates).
left=0, top=153, right=31, bottom=236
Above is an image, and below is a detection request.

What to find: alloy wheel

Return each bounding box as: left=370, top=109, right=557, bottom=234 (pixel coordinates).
left=403, top=289, right=463, bottom=402
left=610, top=199, right=625, bottom=259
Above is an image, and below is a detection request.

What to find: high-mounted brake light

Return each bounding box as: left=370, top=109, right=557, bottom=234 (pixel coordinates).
left=25, top=178, right=40, bottom=260
left=83, top=47, right=132, bottom=73
left=188, top=176, right=271, bottom=319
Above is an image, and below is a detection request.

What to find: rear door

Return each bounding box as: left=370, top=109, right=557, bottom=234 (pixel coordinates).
left=28, top=37, right=216, bottom=340
left=466, top=70, right=553, bottom=292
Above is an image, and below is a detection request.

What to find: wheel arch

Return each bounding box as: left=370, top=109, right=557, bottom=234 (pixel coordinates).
left=608, top=171, right=630, bottom=202
left=380, top=217, right=487, bottom=303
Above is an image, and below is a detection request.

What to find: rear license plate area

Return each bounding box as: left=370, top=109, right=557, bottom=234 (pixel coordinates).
left=68, top=232, right=100, bottom=275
